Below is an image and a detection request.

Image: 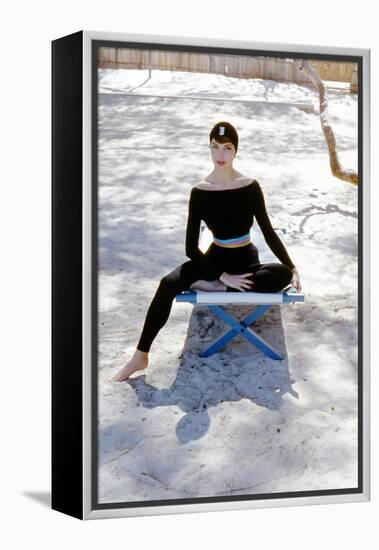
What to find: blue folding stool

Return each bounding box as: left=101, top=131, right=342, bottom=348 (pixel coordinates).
left=176, top=225, right=305, bottom=360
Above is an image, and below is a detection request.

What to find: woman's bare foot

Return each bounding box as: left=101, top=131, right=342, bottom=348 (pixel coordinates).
left=111, top=349, right=149, bottom=382
left=190, top=279, right=227, bottom=292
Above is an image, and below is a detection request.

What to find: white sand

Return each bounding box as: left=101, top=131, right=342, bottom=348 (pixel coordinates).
left=97, top=68, right=358, bottom=502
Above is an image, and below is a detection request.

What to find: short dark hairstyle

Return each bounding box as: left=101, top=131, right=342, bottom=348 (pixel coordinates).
left=209, top=121, right=239, bottom=155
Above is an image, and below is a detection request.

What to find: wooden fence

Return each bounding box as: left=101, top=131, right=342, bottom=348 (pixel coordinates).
left=98, top=47, right=358, bottom=91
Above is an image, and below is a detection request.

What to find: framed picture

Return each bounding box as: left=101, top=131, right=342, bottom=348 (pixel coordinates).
left=52, top=30, right=370, bottom=520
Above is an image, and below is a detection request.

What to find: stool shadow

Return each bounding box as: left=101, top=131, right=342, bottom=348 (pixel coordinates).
left=126, top=304, right=298, bottom=444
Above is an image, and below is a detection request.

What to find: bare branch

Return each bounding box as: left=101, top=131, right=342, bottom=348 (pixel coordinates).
left=298, top=59, right=358, bottom=185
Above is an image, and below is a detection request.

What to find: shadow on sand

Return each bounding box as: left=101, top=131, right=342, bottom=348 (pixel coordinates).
left=100, top=303, right=298, bottom=461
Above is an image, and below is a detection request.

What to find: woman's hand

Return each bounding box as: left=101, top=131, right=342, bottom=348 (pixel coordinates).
left=291, top=267, right=302, bottom=293
left=219, top=271, right=254, bottom=292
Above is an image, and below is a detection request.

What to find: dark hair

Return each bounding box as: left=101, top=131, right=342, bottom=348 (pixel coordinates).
left=209, top=121, right=239, bottom=155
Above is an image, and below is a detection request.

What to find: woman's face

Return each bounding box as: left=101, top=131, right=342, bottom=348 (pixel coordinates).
left=210, top=138, right=236, bottom=167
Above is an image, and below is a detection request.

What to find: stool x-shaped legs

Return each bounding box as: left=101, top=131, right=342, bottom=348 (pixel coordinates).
left=200, top=304, right=282, bottom=359
left=176, top=289, right=305, bottom=360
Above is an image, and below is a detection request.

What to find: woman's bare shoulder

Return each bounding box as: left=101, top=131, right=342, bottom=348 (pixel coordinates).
left=193, top=176, right=256, bottom=191
left=193, top=182, right=213, bottom=190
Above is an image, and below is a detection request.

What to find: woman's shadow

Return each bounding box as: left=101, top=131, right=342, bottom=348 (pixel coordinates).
left=122, top=303, right=298, bottom=445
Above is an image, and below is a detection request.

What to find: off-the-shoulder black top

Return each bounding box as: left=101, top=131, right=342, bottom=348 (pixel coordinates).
left=185, top=179, right=295, bottom=278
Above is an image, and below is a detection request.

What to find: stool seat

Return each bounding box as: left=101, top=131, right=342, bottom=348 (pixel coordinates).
left=176, top=287, right=304, bottom=305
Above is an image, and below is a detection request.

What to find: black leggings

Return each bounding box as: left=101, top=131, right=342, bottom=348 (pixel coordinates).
left=136, top=243, right=292, bottom=353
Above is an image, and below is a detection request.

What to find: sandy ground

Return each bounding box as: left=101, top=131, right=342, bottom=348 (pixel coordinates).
left=97, top=69, right=358, bottom=503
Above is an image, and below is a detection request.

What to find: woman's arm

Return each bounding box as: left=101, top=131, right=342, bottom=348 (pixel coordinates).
left=253, top=180, right=296, bottom=269
left=185, top=188, right=225, bottom=279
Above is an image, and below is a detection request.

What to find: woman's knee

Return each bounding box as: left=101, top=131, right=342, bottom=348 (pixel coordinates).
left=273, top=263, right=292, bottom=284
left=261, top=263, right=292, bottom=285
left=281, top=264, right=293, bottom=283
left=159, top=272, right=185, bottom=296
left=263, top=262, right=291, bottom=273
left=159, top=273, right=175, bottom=289
left=160, top=261, right=202, bottom=292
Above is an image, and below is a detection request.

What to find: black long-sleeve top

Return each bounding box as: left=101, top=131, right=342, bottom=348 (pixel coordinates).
left=185, top=179, right=295, bottom=278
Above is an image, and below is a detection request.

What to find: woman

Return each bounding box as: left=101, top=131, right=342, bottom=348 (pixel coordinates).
left=111, top=121, right=302, bottom=382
